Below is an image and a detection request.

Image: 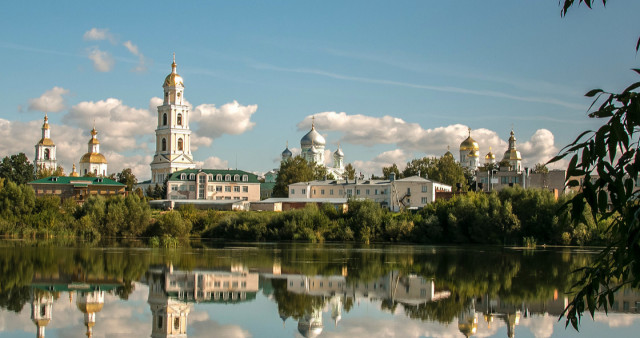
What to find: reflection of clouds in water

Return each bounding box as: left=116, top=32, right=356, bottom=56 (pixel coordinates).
left=595, top=313, right=640, bottom=328
left=189, top=316, right=252, bottom=338
left=520, top=314, right=555, bottom=338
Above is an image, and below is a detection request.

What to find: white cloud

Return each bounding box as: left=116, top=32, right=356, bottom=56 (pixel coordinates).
left=64, top=98, right=155, bottom=152
left=123, top=40, right=147, bottom=72
left=83, top=28, right=116, bottom=43
left=192, top=101, right=257, bottom=139
left=353, top=149, right=412, bottom=178
left=196, top=156, right=229, bottom=169
left=518, top=129, right=563, bottom=169
left=88, top=47, right=114, bottom=72
left=27, top=86, right=69, bottom=113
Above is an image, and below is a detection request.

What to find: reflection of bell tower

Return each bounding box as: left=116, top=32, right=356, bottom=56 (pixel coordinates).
left=297, top=305, right=323, bottom=338
left=458, top=299, right=478, bottom=337
left=76, top=290, right=105, bottom=338
left=148, top=273, right=191, bottom=338
left=330, top=295, right=342, bottom=327
left=504, top=312, right=521, bottom=338
left=31, top=290, right=53, bottom=338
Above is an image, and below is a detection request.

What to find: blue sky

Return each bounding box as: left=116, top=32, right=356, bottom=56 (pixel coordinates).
left=1, top=1, right=639, bottom=179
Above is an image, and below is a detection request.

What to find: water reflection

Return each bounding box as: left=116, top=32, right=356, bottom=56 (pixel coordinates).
left=1, top=243, right=639, bottom=337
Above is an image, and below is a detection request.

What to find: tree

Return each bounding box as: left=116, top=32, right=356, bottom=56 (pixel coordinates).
left=36, top=166, right=64, bottom=179
left=116, top=168, right=137, bottom=191
left=533, top=163, right=549, bottom=174
left=551, top=0, right=640, bottom=330
left=382, top=163, right=401, bottom=180
left=0, top=153, right=35, bottom=185
left=402, top=157, right=431, bottom=178
left=273, top=156, right=315, bottom=197
left=344, top=163, right=356, bottom=180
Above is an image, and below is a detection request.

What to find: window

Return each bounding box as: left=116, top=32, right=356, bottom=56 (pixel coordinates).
left=162, top=138, right=166, bottom=151
left=180, top=173, right=186, bottom=180
left=302, top=188, right=306, bottom=194
left=375, top=189, right=378, bottom=195
left=225, top=174, right=231, bottom=181
left=291, top=189, right=295, bottom=194
left=347, top=189, right=352, bottom=197
left=208, top=186, right=213, bottom=192
left=242, top=186, right=248, bottom=193
left=44, top=149, right=50, bottom=160
left=198, top=175, right=205, bottom=183
left=501, top=177, right=508, bottom=184
left=421, top=197, right=427, bottom=204
left=180, top=185, right=187, bottom=191
left=158, top=315, right=163, bottom=329
left=177, top=113, right=183, bottom=125
left=216, top=186, right=222, bottom=192
left=330, top=189, right=334, bottom=195
left=422, top=185, right=427, bottom=193
left=174, top=317, right=180, bottom=330
left=313, top=189, right=316, bottom=195
left=189, top=185, right=195, bottom=191
left=233, top=186, right=240, bottom=192
left=242, top=197, right=248, bottom=201
left=407, top=187, right=411, bottom=194
left=356, top=189, right=360, bottom=195
left=216, top=174, right=222, bottom=181
left=242, top=175, right=248, bottom=182
left=163, top=113, right=167, bottom=125
left=514, top=177, right=519, bottom=183
left=171, top=186, right=178, bottom=191
left=234, top=174, right=240, bottom=181
left=208, top=174, right=213, bottom=181
left=225, top=186, right=231, bottom=192
left=189, top=173, right=195, bottom=180
left=178, top=138, right=183, bottom=151
left=321, top=189, right=325, bottom=195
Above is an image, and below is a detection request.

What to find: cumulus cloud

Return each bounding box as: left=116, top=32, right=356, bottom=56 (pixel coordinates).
left=518, top=129, right=562, bottom=168
left=192, top=101, right=257, bottom=139
left=83, top=27, right=116, bottom=43
left=196, top=156, right=229, bottom=169
left=353, top=149, right=412, bottom=178
left=123, top=40, right=147, bottom=72
left=27, top=86, right=69, bottom=113
left=88, top=47, right=114, bottom=72
left=64, top=98, right=155, bottom=152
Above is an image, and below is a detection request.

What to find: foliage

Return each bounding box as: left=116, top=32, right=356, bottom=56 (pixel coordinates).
left=116, top=168, right=137, bottom=191
left=344, top=163, right=356, bottom=180
left=36, top=166, right=64, bottom=179
left=273, top=156, right=316, bottom=197
left=381, top=163, right=401, bottom=180
left=0, top=153, right=35, bottom=185
left=533, top=163, right=549, bottom=174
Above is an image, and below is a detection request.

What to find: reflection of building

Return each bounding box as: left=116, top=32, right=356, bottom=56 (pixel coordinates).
left=458, top=299, right=478, bottom=337
left=147, top=271, right=191, bottom=338
left=288, top=175, right=451, bottom=211
left=297, top=304, right=324, bottom=338
left=31, top=290, right=53, bottom=338
left=34, top=114, right=57, bottom=171
left=76, top=290, right=105, bottom=338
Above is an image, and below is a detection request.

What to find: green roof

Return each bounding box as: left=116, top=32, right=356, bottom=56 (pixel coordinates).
left=29, top=176, right=125, bottom=186
left=261, top=182, right=276, bottom=190
left=168, top=169, right=259, bottom=183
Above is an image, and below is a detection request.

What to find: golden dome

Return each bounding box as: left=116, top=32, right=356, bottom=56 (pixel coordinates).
left=503, top=149, right=522, bottom=161
left=70, top=164, right=80, bottom=177
left=76, top=302, right=104, bottom=314
left=164, top=56, right=184, bottom=87
left=80, top=152, right=108, bottom=164
left=42, top=114, right=50, bottom=130
left=38, top=138, right=55, bottom=146
left=485, top=147, right=495, bottom=159
left=460, top=128, right=479, bottom=151
left=33, top=318, right=51, bottom=327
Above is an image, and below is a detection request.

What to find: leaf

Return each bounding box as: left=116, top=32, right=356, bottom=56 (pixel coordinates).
left=623, top=81, right=640, bottom=94
left=585, top=88, right=604, bottom=97
left=598, top=189, right=608, bottom=213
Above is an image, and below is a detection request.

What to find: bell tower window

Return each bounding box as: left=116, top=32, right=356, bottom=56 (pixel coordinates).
left=178, top=138, right=183, bottom=151
left=163, top=113, right=167, bottom=126
left=44, top=149, right=50, bottom=160
left=177, top=113, right=183, bottom=126
left=162, top=138, right=166, bottom=151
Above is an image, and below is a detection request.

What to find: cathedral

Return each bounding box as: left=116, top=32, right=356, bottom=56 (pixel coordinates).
left=283, top=117, right=345, bottom=179
left=150, top=55, right=196, bottom=184
left=458, top=128, right=522, bottom=172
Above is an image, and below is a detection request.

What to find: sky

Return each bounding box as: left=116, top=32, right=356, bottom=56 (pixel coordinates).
left=1, top=1, right=639, bottom=180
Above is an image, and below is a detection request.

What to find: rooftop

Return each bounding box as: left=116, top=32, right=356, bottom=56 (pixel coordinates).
left=29, top=176, right=124, bottom=186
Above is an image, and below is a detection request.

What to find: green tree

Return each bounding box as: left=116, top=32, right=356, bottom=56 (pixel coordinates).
left=425, top=155, right=468, bottom=191
left=273, top=156, right=315, bottom=197
left=382, top=163, right=401, bottom=180
left=552, top=0, right=640, bottom=330
left=402, top=157, right=431, bottom=178
left=533, top=163, right=549, bottom=174
left=116, top=168, right=137, bottom=192
left=36, top=166, right=64, bottom=179
left=344, top=163, right=356, bottom=180
left=0, top=153, right=35, bottom=185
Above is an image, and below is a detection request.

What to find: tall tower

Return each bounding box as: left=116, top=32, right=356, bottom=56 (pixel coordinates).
left=300, top=117, right=325, bottom=165
left=34, top=114, right=57, bottom=171
left=459, top=128, right=480, bottom=170
left=76, top=290, right=105, bottom=338
left=31, top=290, right=53, bottom=338
left=147, top=270, right=191, bottom=338
left=502, top=129, right=522, bottom=172
left=150, top=55, right=196, bottom=184
left=79, top=126, right=108, bottom=177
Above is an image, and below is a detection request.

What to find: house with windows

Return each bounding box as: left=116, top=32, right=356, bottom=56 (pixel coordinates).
left=28, top=176, right=126, bottom=204
left=288, top=174, right=451, bottom=211
left=166, top=169, right=260, bottom=201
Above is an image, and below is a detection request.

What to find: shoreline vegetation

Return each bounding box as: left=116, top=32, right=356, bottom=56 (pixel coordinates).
left=0, top=178, right=611, bottom=247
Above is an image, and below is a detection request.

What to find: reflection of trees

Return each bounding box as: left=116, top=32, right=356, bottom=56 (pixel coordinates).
left=271, top=279, right=325, bottom=320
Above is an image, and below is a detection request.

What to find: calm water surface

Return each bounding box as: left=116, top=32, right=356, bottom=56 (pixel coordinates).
left=0, top=241, right=638, bottom=338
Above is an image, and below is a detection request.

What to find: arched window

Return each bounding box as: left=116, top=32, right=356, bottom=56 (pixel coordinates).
left=174, top=317, right=180, bottom=330
left=216, top=174, right=222, bottom=181
left=94, top=169, right=98, bottom=175
left=189, top=173, right=195, bottom=180
left=233, top=174, right=240, bottom=181
left=180, top=174, right=186, bottom=180
left=225, top=174, right=231, bottom=181
left=178, top=138, right=183, bottom=151
left=242, top=175, right=248, bottom=182
left=44, top=149, right=50, bottom=160
left=161, top=138, right=166, bottom=151
left=177, top=113, right=183, bottom=126
left=208, top=174, right=213, bottom=181
left=163, top=113, right=167, bottom=126
left=84, top=169, right=87, bottom=175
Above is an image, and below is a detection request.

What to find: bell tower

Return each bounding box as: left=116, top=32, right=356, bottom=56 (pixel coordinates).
left=34, top=114, right=57, bottom=171
left=150, top=54, right=196, bottom=184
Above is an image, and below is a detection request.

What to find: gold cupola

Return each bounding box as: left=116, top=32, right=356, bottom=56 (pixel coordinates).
left=459, top=128, right=479, bottom=152
left=164, top=54, right=184, bottom=87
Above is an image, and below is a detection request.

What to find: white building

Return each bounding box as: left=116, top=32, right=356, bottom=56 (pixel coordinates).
left=288, top=174, right=451, bottom=211
left=502, top=129, right=522, bottom=172
left=459, top=128, right=480, bottom=171
left=150, top=55, right=196, bottom=184
left=78, top=127, right=108, bottom=177
left=34, top=114, right=57, bottom=171
left=297, top=118, right=345, bottom=179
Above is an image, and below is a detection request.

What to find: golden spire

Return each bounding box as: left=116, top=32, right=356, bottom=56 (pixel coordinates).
left=468, top=127, right=471, bottom=137
left=171, top=53, right=177, bottom=73
left=312, top=116, right=315, bottom=129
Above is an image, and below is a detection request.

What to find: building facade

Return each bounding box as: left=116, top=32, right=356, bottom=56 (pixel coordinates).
left=288, top=175, right=451, bottom=211
left=166, top=169, right=260, bottom=201
left=34, top=114, right=57, bottom=171
left=78, top=127, right=108, bottom=177
left=150, top=56, right=196, bottom=185
left=28, top=176, right=126, bottom=203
